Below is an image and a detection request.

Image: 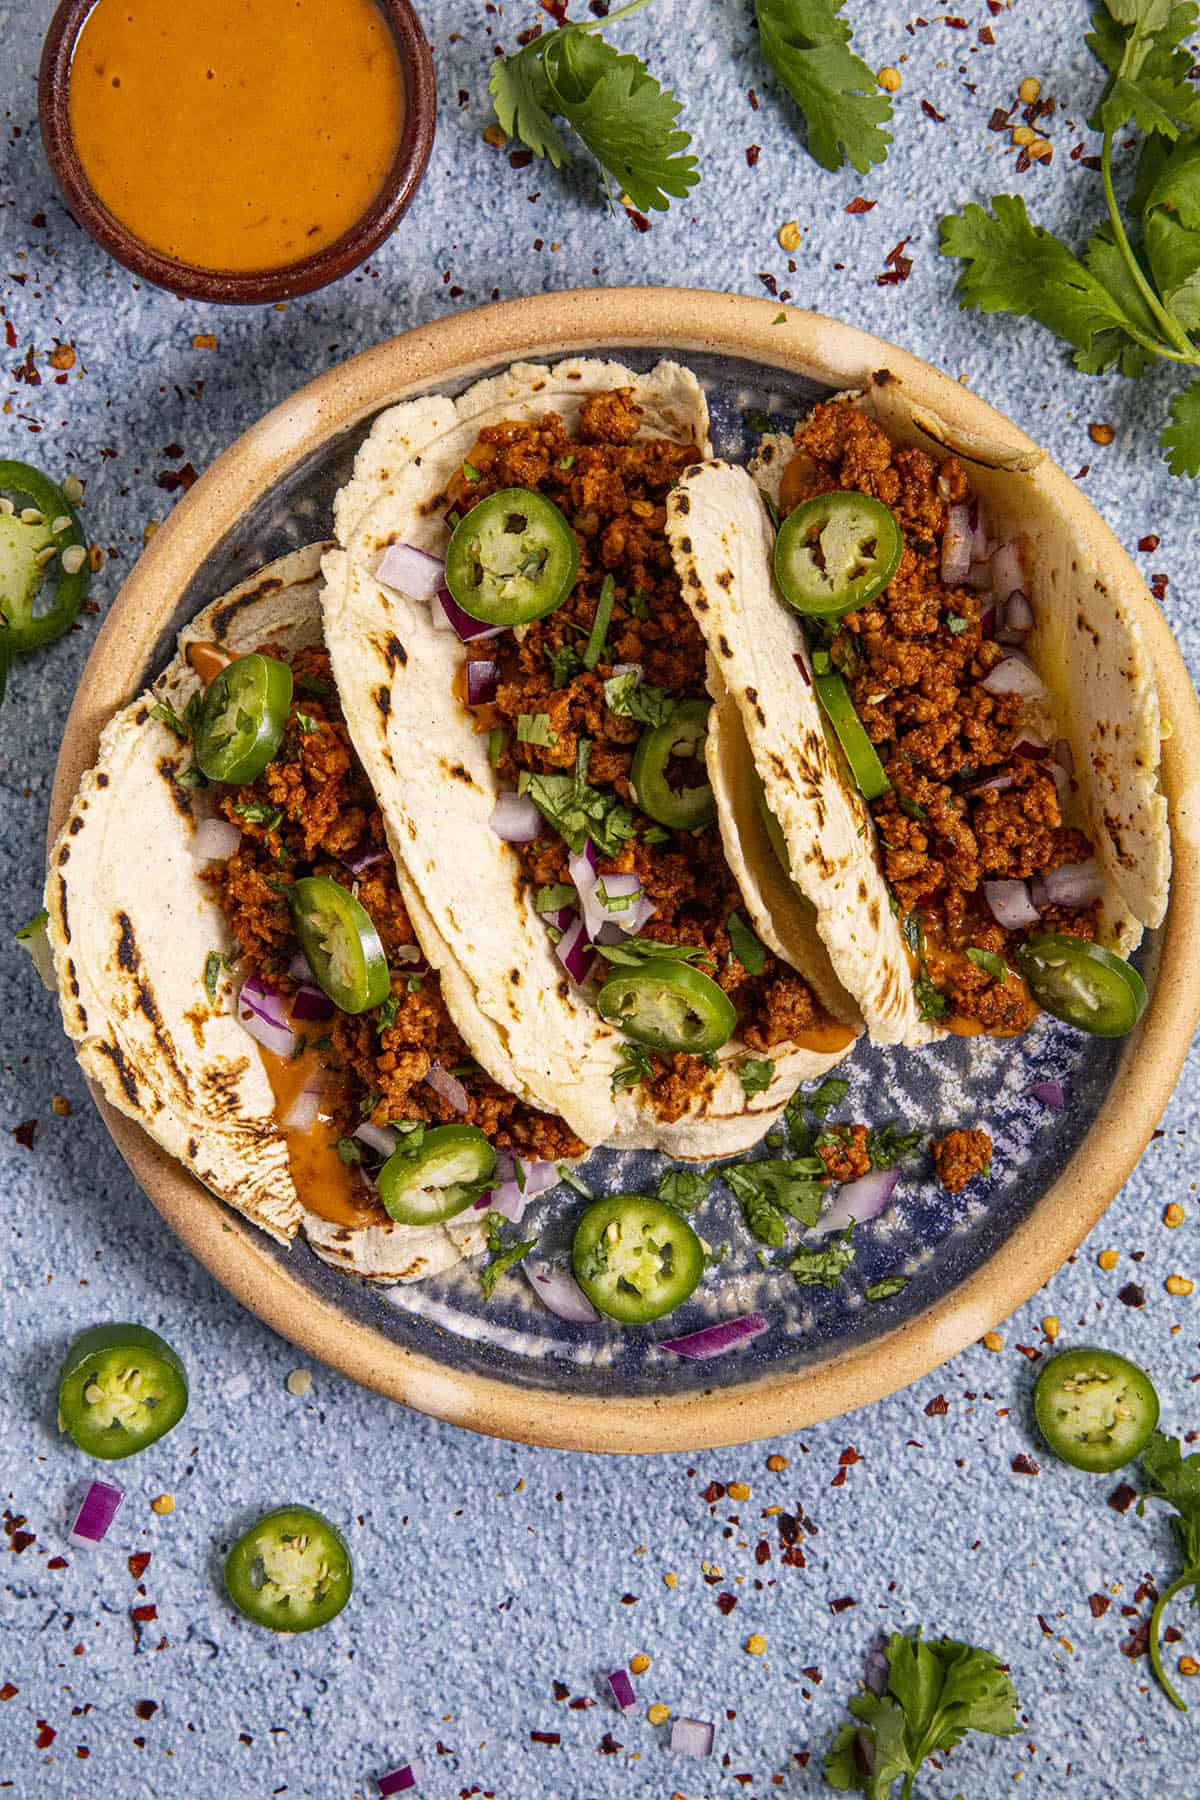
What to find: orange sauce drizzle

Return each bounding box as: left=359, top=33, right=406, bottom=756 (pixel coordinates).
left=260, top=1044, right=386, bottom=1229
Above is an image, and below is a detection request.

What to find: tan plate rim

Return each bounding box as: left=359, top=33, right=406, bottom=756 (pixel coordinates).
left=47, top=287, right=1200, bottom=1453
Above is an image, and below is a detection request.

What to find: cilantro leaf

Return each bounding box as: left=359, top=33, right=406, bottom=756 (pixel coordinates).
left=603, top=670, right=677, bottom=727
left=490, top=4, right=699, bottom=214
left=204, top=950, right=225, bottom=1002
left=517, top=711, right=557, bottom=747
left=737, top=1056, right=776, bottom=1097
left=546, top=642, right=583, bottom=688
left=826, top=1628, right=1020, bottom=1795
left=789, top=1225, right=854, bottom=1289
left=1144, top=209, right=1200, bottom=330
left=522, top=739, right=635, bottom=857
left=755, top=0, right=893, bottom=175
left=1162, top=375, right=1200, bottom=474
left=612, top=1039, right=655, bottom=1091
left=966, top=946, right=1008, bottom=983
left=865, top=1274, right=909, bottom=1301
left=865, top=1123, right=924, bottom=1169
left=725, top=1157, right=826, bottom=1244
left=1088, top=0, right=1200, bottom=139
left=595, top=936, right=712, bottom=969
left=1136, top=1431, right=1200, bottom=1707
left=803, top=1074, right=852, bottom=1121
left=15, top=907, right=54, bottom=987
left=727, top=910, right=767, bottom=975
left=480, top=1236, right=536, bottom=1299
left=657, top=1168, right=712, bottom=1212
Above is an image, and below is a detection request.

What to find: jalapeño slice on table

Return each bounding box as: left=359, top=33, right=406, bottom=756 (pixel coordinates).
left=290, top=876, right=390, bottom=1016
left=597, top=958, right=736, bottom=1055
left=813, top=672, right=891, bottom=802
left=1015, top=933, right=1147, bottom=1038
left=224, top=1505, right=352, bottom=1633
left=630, top=699, right=716, bottom=830
left=444, top=486, right=579, bottom=626
left=1034, top=1348, right=1160, bottom=1473
left=572, top=1194, right=705, bottom=1324
left=773, top=490, right=902, bottom=620
left=375, top=1123, right=496, bottom=1225
left=0, top=459, right=90, bottom=656
left=58, top=1324, right=188, bottom=1461
left=194, top=653, right=294, bottom=785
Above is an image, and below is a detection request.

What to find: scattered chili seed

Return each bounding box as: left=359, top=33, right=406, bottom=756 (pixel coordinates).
left=664, top=1572, right=678, bottom=1589
left=62, top=473, right=84, bottom=504
left=1042, top=1316, right=1060, bottom=1340
left=647, top=1703, right=671, bottom=1725
left=766, top=1454, right=788, bottom=1472
left=877, top=66, right=902, bottom=91
left=191, top=334, right=217, bottom=350
left=1097, top=1249, right=1119, bottom=1271
left=1018, top=76, right=1042, bottom=103
left=1166, top=1274, right=1194, bottom=1297
left=1089, top=422, right=1115, bottom=445
left=150, top=1495, right=174, bottom=1515
left=1029, top=137, right=1053, bottom=162
left=777, top=220, right=801, bottom=251
left=982, top=1331, right=1004, bottom=1352
left=745, top=1633, right=767, bottom=1655
left=48, top=343, right=76, bottom=372
left=629, top=1653, right=650, bottom=1675
left=1012, top=124, right=1036, bottom=147
left=286, top=1369, right=313, bottom=1397
left=483, top=124, right=507, bottom=148
left=51, top=1094, right=71, bottom=1116
left=727, top=1482, right=751, bottom=1501
left=1179, top=1655, right=1200, bottom=1677
left=1165, top=1203, right=1185, bottom=1228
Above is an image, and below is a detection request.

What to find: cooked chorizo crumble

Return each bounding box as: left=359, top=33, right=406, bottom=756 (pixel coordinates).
left=933, top=1127, right=994, bottom=1193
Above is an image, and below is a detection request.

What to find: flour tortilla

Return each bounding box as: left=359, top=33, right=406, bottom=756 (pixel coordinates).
left=323, top=357, right=854, bottom=1158
left=45, top=546, right=484, bottom=1281
left=667, top=377, right=1169, bottom=1048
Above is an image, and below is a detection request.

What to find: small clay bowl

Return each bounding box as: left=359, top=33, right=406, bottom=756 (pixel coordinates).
left=38, top=0, right=437, bottom=305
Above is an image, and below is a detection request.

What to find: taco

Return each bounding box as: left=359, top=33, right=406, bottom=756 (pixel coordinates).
left=321, top=357, right=860, bottom=1158
left=664, top=384, right=1169, bottom=1046
left=44, top=545, right=589, bottom=1282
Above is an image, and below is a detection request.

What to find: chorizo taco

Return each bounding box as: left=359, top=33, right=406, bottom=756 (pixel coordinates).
left=45, top=545, right=591, bottom=1282
left=664, top=383, right=1169, bottom=1047
left=321, top=357, right=860, bottom=1157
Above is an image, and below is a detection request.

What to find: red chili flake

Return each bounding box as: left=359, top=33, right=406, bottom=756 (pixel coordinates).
left=13, top=1120, right=37, bottom=1152
left=1139, top=534, right=1161, bottom=552
left=1011, top=1453, right=1041, bottom=1476
left=703, top=1481, right=727, bottom=1504
left=748, top=88, right=760, bottom=111
left=509, top=149, right=534, bottom=171
left=1015, top=1344, right=1042, bottom=1362
left=1037, top=1614, right=1053, bottom=1636
left=838, top=1447, right=860, bottom=1466
left=1151, top=573, right=1168, bottom=601
left=540, top=0, right=569, bottom=23
left=717, top=1591, right=739, bottom=1613
left=989, top=106, right=1014, bottom=130
left=457, top=88, right=469, bottom=106
left=1118, top=1282, right=1146, bottom=1308
left=619, top=1593, right=638, bottom=1606
left=845, top=197, right=876, bottom=214
left=1134, top=1579, right=1160, bottom=1607
left=128, top=1552, right=151, bottom=1580
left=746, top=145, right=761, bottom=168
left=924, top=1394, right=949, bottom=1416
left=987, top=0, right=1003, bottom=12
left=829, top=1595, right=856, bottom=1614
left=530, top=1730, right=560, bottom=1746
left=758, top=272, right=780, bottom=297
left=830, top=1466, right=847, bottom=1488
left=47, top=1556, right=68, bottom=1571
left=876, top=237, right=914, bottom=287
left=598, top=1732, right=622, bottom=1754
left=3, top=321, right=16, bottom=350
left=13, top=345, right=40, bottom=386
left=1089, top=1593, right=1112, bottom=1618
left=133, top=1700, right=159, bottom=1721
left=1108, top=1482, right=1137, bottom=1514
left=1016, top=149, right=1032, bottom=174
left=782, top=1544, right=807, bottom=1567
left=516, top=22, right=543, bottom=45
left=76, top=1747, right=90, bottom=1760
left=131, top=1604, right=158, bottom=1623
left=552, top=1681, right=570, bottom=1702
left=793, top=653, right=811, bottom=686
left=1081, top=154, right=1103, bottom=171
left=35, top=1722, right=56, bottom=1750
left=1165, top=1624, right=1184, bottom=1644
left=0, top=1684, right=17, bottom=1702
left=155, top=464, right=199, bottom=494
left=921, top=99, right=947, bottom=122
left=1122, top=1619, right=1151, bottom=1660
left=979, top=24, right=995, bottom=43
left=568, top=1695, right=596, bottom=1711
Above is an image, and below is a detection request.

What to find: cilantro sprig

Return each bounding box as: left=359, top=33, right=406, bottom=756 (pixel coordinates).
left=1137, top=1431, right=1200, bottom=1710
left=825, top=1628, right=1019, bottom=1797
left=489, top=0, right=699, bottom=213
left=942, top=0, right=1200, bottom=475
left=756, top=0, right=893, bottom=175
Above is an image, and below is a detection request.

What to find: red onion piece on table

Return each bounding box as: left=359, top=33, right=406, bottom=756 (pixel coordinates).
left=375, top=542, right=445, bottom=600
left=526, top=1260, right=602, bottom=1323
left=192, top=816, right=241, bottom=861
left=981, top=654, right=1047, bottom=701
left=353, top=1121, right=399, bottom=1159
left=70, top=1479, right=125, bottom=1547
left=810, top=1167, right=900, bottom=1238
left=424, top=1063, right=469, bottom=1114
left=661, top=1313, right=768, bottom=1359
left=671, top=1717, right=715, bottom=1757
left=291, top=984, right=335, bottom=1023
left=1031, top=1080, right=1065, bottom=1112
left=941, top=505, right=972, bottom=584
left=555, top=911, right=596, bottom=984
left=378, top=1761, right=424, bottom=1796
left=1041, top=858, right=1105, bottom=906
left=984, top=878, right=1041, bottom=931
left=608, top=1669, right=638, bottom=1712
left=490, top=792, right=541, bottom=842
left=465, top=658, right=499, bottom=706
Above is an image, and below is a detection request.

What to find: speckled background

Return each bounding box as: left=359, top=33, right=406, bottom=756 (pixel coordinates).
left=2, top=2, right=1199, bottom=1795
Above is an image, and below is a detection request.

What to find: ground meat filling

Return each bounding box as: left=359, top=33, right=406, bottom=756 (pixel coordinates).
left=932, top=1127, right=994, bottom=1194
left=444, top=390, right=830, bottom=1119
left=206, top=644, right=585, bottom=1163
left=781, top=401, right=1100, bottom=1034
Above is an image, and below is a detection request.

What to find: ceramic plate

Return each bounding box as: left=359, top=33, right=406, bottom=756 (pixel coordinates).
left=48, top=290, right=1200, bottom=1451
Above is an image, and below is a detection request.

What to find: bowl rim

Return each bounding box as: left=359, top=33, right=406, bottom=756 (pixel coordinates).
left=37, top=0, right=437, bottom=305
left=46, top=286, right=1200, bottom=1453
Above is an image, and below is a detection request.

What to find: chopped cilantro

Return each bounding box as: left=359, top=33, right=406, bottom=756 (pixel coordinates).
left=612, top=1039, right=655, bottom=1091
left=596, top=936, right=711, bottom=969
left=806, top=1075, right=852, bottom=1121
left=865, top=1274, right=909, bottom=1301
left=545, top=643, right=583, bottom=688
left=232, top=800, right=284, bottom=831
left=294, top=711, right=319, bottom=735
left=945, top=612, right=971, bottom=635
left=642, top=824, right=671, bottom=845
left=915, top=969, right=949, bottom=1021
left=657, top=1168, right=712, bottom=1212
left=535, top=882, right=577, bottom=914
left=488, top=727, right=508, bottom=767
left=150, top=690, right=203, bottom=741
left=335, top=1137, right=364, bottom=1166
left=481, top=1237, right=536, bottom=1298
left=558, top=1165, right=594, bottom=1197
left=376, top=993, right=399, bottom=1035
left=583, top=574, right=616, bottom=671
left=517, top=711, right=557, bottom=747
left=789, top=1225, right=855, bottom=1289
left=296, top=673, right=332, bottom=697
left=603, top=670, right=677, bottom=727
left=727, top=910, right=767, bottom=976
left=522, top=739, right=636, bottom=857
left=897, top=794, right=928, bottom=822
left=724, top=1157, right=826, bottom=1245
left=203, top=951, right=225, bottom=1002
left=627, top=589, right=650, bottom=621
left=967, top=945, right=1009, bottom=983
left=737, top=1057, right=776, bottom=1098
left=866, top=1122, right=924, bottom=1169
left=462, top=459, right=482, bottom=483
left=744, top=408, right=774, bottom=433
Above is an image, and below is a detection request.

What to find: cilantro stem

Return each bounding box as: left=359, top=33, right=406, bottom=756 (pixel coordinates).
left=900, top=1775, right=916, bottom=1800
left=1100, top=131, right=1198, bottom=365
left=1148, top=1570, right=1194, bottom=1712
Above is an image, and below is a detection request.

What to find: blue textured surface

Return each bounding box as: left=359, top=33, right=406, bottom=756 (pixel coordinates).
left=2, top=2, right=1199, bottom=1795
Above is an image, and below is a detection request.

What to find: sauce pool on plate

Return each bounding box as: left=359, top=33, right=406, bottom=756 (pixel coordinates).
left=67, top=0, right=406, bottom=274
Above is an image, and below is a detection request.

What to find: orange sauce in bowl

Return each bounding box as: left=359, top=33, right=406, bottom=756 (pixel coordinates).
left=67, top=0, right=405, bottom=274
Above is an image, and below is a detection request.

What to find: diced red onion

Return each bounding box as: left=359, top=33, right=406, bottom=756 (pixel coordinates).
left=967, top=772, right=1016, bottom=797
left=1000, top=585, right=1033, bottom=628
left=1031, top=1079, right=1065, bottom=1112
left=554, top=912, right=595, bottom=984
left=378, top=1761, right=424, bottom=1796
left=593, top=869, right=655, bottom=936
left=291, top=984, right=335, bottom=1023
left=966, top=557, right=995, bottom=591
left=984, top=879, right=1041, bottom=931
left=239, top=977, right=297, bottom=1059
left=990, top=541, right=1024, bottom=602
left=394, top=944, right=425, bottom=967
left=488, top=1155, right=559, bottom=1222
left=793, top=651, right=811, bottom=687
left=289, top=951, right=314, bottom=984
left=662, top=1313, right=768, bottom=1359
left=610, top=662, right=642, bottom=679
left=671, top=1717, right=715, bottom=1757
left=980, top=604, right=996, bottom=637
left=942, top=504, right=973, bottom=584
left=435, top=585, right=505, bottom=642
left=937, top=470, right=952, bottom=499
left=490, top=792, right=541, bottom=842
left=466, top=658, right=499, bottom=706
left=375, top=542, right=445, bottom=601
left=981, top=654, right=1047, bottom=701
left=526, top=1260, right=601, bottom=1323
left=424, top=1062, right=470, bottom=1114
left=1013, top=735, right=1049, bottom=759
left=343, top=840, right=390, bottom=875
left=353, top=1121, right=399, bottom=1159
left=607, top=1669, right=637, bottom=1712
left=1040, top=858, right=1105, bottom=906
left=192, top=816, right=241, bottom=861
left=282, top=1087, right=322, bottom=1133
left=811, top=1167, right=900, bottom=1238
left=70, top=1479, right=125, bottom=1547
left=1031, top=873, right=1050, bottom=912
